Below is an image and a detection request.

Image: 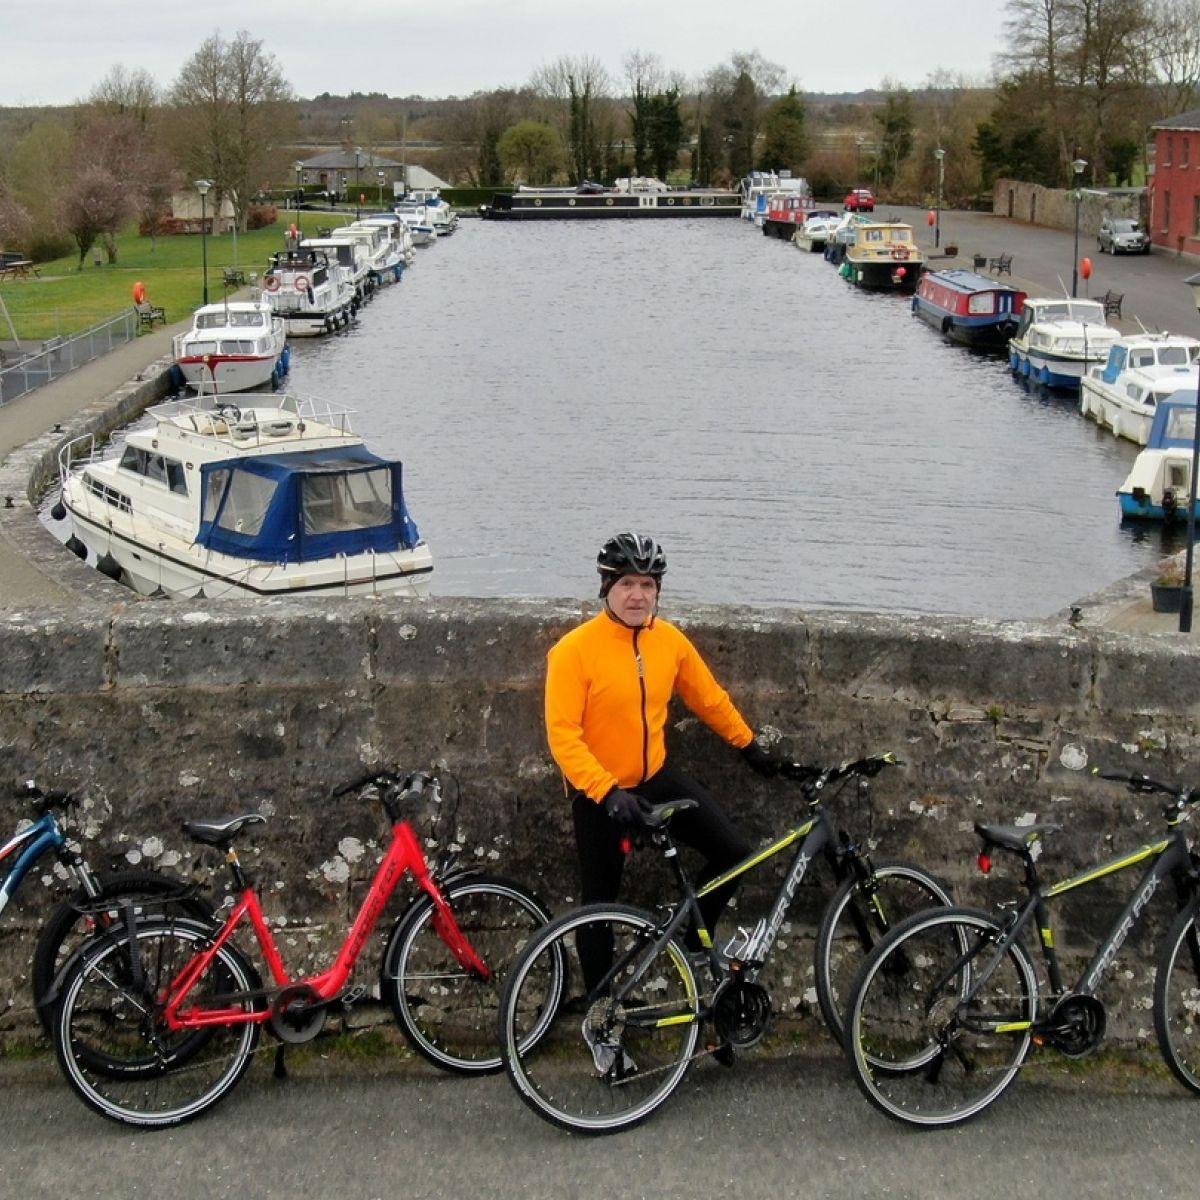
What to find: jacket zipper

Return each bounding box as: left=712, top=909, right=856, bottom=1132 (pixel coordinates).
left=633, top=627, right=650, bottom=783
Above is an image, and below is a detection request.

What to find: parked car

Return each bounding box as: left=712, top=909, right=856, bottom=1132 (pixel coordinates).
left=1098, top=216, right=1150, bottom=255
left=843, top=188, right=875, bottom=212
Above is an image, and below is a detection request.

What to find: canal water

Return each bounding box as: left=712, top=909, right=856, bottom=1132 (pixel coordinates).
left=281, top=217, right=1174, bottom=619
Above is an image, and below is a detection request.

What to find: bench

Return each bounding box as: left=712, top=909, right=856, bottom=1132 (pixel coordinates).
left=222, top=267, right=246, bottom=287
left=1100, top=289, right=1124, bottom=319
left=134, top=301, right=166, bottom=330
left=988, top=253, right=1012, bottom=275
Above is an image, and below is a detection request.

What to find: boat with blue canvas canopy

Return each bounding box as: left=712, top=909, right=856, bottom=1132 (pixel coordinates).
left=1116, top=394, right=1200, bottom=521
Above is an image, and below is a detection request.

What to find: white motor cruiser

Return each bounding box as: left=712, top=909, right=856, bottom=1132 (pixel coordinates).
left=172, top=298, right=289, bottom=395
left=55, top=393, right=433, bottom=599
left=329, top=222, right=405, bottom=285
left=262, top=246, right=355, bottom=337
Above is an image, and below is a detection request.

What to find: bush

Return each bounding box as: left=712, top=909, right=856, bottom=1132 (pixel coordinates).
left=246, top=205, right=278, bottom=230
left=28, top=231, right=73, bottom=262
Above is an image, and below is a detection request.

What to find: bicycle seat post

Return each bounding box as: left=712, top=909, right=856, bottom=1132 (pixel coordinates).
left=223, top=843, right=250, bottom=891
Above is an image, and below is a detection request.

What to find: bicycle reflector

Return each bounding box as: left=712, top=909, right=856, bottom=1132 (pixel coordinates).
left=977, top=848, right=993, bottom=875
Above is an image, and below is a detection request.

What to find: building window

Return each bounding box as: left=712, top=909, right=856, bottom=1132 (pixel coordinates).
left=1194, top=195, right=1200, bottom=236
left=1164, top=190, right=1172, bottom=233
left=1185, top=137, right=1191, bottom=168
left=1166, top=135, right=1174, bottom=166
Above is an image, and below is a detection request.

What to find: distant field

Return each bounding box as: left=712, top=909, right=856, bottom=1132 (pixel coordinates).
left=0, top=212, right=354, bottom=342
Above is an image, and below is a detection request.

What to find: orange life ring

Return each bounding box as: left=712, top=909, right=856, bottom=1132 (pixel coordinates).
left=288, top=224, right=299, bottom=240
left=264, top=275, right=281, bottom=292
left=132, top=281, right=146, bottom=304
left=293, top=274, right=311, bottom=292
left=891, top=247, right=910, bottom=260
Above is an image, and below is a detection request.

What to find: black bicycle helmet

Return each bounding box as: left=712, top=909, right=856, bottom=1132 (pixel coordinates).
left=597, top=532, right=667, bottom=595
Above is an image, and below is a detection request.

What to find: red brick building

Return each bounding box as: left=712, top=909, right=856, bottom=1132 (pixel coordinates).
left=1149, top=109, right=1200, bottom=254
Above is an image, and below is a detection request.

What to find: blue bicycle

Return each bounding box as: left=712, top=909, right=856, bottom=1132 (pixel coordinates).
left=2, top=780, right=210, bottom=1031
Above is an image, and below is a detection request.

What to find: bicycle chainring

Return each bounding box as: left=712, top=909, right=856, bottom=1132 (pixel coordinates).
left=269, top=983, right=327, bottom=1044
left=1041, top=993, right=1106, bottom=1058
left=712, top=979, right=772, bottom=1048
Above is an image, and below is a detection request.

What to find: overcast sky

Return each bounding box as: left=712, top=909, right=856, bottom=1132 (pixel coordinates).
left=9, top=2, right=1008, bottom=107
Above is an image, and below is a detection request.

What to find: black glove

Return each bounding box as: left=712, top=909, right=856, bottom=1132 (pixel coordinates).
left=741, top=740, right=782, bottom=778
left=604, top=787, right=654, bottom=829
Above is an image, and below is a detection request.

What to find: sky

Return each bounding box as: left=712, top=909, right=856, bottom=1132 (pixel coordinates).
left=7, top=2, right=1009, bottom=107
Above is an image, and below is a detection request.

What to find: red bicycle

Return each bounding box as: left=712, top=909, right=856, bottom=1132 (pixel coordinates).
left=50, top=770, right=564, bottom=1127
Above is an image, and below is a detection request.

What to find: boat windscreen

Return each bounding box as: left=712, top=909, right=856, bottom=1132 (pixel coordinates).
left=302, top=467, right=392, bottom=534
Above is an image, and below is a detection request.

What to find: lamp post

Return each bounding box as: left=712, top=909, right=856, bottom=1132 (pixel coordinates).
left=354, top=147, right=362, bottom=219
left=933, top=147, right=945, bottom=250
left=856, top=137, right=865, bottom=185
left=1178, top=274, right=1200, bottom=633
left=377, top=169, right=385, bottom=208
left=194, top=178, right=211, bottom=305
left=293, top=160, right=304, bottom=213
left=1070, top=157, right=1088, bottom=298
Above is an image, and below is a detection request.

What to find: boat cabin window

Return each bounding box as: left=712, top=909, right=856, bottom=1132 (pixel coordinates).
left=1169, top=463, right=1190, bottom=491
left=1158, top=346, right=1193, bottom=366
left=967, top=293, right=996, bottom=315
left=302, top=467, right=392, bottom=534
left=196, top=311, right=265, bottom=330
left=119, top=446, right=188, bottom=495
left=1165, top=408, right=1199, bottom=441
left=204, top=468, right=274, bottom=535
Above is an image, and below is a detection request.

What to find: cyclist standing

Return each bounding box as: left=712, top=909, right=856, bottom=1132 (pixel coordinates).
left=544, top=532, right=784, bottom=990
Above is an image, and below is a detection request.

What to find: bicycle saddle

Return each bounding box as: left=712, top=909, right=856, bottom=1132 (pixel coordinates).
left=183, top=814, right=268, bottom=847
left=647, top=798, right=699, bottom=826
left=974, top=822, right=1061, bottom=855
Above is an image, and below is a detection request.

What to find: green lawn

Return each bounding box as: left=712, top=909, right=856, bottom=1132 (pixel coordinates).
left=0, top=211, right=357, bottom=342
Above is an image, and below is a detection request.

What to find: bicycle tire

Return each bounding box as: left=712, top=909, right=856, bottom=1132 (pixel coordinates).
left=53, top=917, right=261, bottom=1128
left=380, top=873, right=560, bottom=1074
left=32, top=869, right=213, bottom=1033
left=845, top=906, right=1038, bottom=1128
left=814, top=858, right=953, bottom=1047
left=1154, top=902, right=1200, bottom=1094
left=500, top=903, right=700, bottom=1135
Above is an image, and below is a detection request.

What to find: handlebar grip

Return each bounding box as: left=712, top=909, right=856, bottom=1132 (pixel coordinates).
left=403, top=771, right=432, bottom=796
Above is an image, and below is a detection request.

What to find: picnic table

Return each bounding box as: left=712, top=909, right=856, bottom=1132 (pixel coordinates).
left=0, top=260, right=40, bottom=281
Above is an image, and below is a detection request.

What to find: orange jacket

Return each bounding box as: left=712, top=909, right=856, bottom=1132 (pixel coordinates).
left=545, top=611, right=755, bottom=802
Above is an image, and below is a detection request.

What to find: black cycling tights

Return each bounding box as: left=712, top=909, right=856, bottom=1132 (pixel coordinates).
left=571, top=763, right=752, bottom=993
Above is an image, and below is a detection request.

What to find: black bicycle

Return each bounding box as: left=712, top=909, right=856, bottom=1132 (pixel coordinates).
left=1, top=780, right=210, bottom=1032
left=844, top=768, right=1200, bottom=1127
left=498, top=754, right=952, bottom=1133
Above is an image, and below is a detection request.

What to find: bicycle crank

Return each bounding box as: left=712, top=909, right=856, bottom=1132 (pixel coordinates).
left=1034, top=993, right=1106, bottom=1058
left=268, top=983, right=328, bottom=1043
left=712, top=978, right=772, bottom=1048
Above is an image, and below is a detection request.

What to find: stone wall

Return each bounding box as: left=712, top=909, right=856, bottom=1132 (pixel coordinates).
left=2, top=595, right=1198, bottom=1046
left=993, top=178, right=1145, bottom=234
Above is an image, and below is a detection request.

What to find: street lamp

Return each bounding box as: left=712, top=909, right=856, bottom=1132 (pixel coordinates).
left=293, top=160, right=304, bottom=213
left=194, top=178, right=211, bottom=306
left=354, top=147, right=362, bottom=219
left=1177, top=273, right=1200, bottom=633
left=856, top=137, right=865, bottom=185
left=377, top=169, right=385, bottom=208
left=933, top=147, right=945, bottom=250
left=1071, top=157, right=1088, bottom=298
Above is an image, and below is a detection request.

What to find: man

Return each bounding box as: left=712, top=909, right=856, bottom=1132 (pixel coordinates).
left=544, top=531, right=783, bottom=990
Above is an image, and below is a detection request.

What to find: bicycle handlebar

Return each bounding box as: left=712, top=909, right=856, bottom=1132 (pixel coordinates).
left=780, top=753, right=902, bottom=787
left=12, top=780, right=74, bottom=811
left=1095, top=768, right=1195, bottom=801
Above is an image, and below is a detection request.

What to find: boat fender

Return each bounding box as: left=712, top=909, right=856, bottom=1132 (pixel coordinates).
left=50, top=493, right=66, bottom=521
left=941, top=317, right=952, bottom=335
left=95, top=552, right=122, bottom=581
left=264, top=420, right=294, bottom=436
left=65, top=535, right=87, bottom=560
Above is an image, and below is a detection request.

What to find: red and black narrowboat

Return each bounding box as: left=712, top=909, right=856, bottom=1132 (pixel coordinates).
left=912, top=269, right=1026, bottom=351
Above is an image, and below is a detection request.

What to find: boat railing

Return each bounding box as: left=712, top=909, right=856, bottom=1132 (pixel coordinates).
left=56, top=432, right=104, bottom=490
left=146, top=392, right=359, bottom=443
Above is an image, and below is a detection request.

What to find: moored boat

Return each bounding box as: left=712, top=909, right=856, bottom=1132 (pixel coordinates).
left=793, top=211, right=841, bottom=252
left=760, top=185, right=816, bottom=239
left=1007, top=297, right=1120, bottom=390
left=262, top=246, right=356, bottom=337
left=172, top=298, right=289, bottom=395
left=55, top=393, right=433, bottom=599
left=1117, top=395, right=1200, bottom=521
left=839, top=221, right=925, bottom=292
left=911, top=270, right=1026, bottom=351
left=480, top=186, right=740, bottom=220
left=1078, top=333, right=1200, bottom=444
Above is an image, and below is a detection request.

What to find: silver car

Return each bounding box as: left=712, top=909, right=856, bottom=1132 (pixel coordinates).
left=1098, top=216, right=1150, bottom=255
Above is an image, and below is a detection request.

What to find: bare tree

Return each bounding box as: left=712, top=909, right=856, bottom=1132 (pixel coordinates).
left=60, top=165, right=131, bottom=268
left=1145, top=0, right=1200, bottom=115
left=171, top=31, right=294, bottom=232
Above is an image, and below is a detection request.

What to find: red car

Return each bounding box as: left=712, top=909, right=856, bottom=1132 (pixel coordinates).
left=843, top=188, right=875, bottom=212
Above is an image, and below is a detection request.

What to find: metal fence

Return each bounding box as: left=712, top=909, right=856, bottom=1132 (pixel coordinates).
left=0, top=310, right=139, bottom=407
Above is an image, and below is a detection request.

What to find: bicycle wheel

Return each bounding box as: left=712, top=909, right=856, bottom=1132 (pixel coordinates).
left=380, top=874, right=559, bottom=1074
left=500, top=903, right=701, bottom=1135
left=1154, top=902, right=1200, bottom=1094
left=845, top=907, right=1038, bottom=1128
left=814, top=859, right=953, bottom=1047
left=53, top=918, right=261, bottom=1128
left=32, top=869, right=213, bottom=1033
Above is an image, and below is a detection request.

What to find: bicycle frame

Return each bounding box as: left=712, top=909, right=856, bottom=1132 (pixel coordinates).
left=0, top=811, right=69, bottom=918
left=161, top=818, right=488, bottom=1032
left=959, top=825, right=1199, bottom=1029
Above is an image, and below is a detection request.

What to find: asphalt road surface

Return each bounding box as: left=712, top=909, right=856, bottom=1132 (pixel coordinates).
left=1, top=1038, right=1197, bottom=1200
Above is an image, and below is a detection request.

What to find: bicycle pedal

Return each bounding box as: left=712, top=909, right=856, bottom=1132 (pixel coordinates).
left=331, top=985, right=368, bottom=1013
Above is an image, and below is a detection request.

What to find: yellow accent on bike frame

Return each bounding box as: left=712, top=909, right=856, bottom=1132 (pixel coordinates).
left=655, top=1013, right=699, bottom=1028
left=695, top=820, right=816, bottom=899
left=994, top=1021, right=1032, bottom=1033
left=1043, top=841, right=1169, bottom=897
left=1040, top=927, right=1054, bottom=948
left=697, top=929, right=713, bottom=948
